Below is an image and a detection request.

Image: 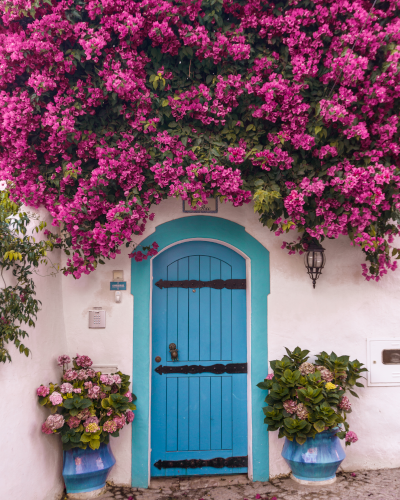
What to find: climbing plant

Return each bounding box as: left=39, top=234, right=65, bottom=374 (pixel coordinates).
left=0, top=190, right=57, bottom=362
left=0, top=0, right=399, bottom=280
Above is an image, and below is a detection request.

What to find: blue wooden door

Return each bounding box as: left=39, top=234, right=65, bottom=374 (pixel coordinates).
left=151, top=241, right=247, bottom=477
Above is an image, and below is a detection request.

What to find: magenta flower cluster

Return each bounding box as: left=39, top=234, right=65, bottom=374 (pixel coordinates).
left=0, top=0, right=399, bottom=281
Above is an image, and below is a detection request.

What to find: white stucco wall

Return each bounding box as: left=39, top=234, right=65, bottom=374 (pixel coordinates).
left=0, top=208, right=67, bottom=500
left=55, top=198, right=400, bottom=484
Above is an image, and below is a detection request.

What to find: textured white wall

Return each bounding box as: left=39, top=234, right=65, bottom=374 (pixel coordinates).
left=0, top=208, right=67, bottom=500
left=58, top=197, right=400, bottom=484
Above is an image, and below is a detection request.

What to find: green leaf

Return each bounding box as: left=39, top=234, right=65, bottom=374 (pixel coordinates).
left=89, top=439, right=100, bottom=450
left=313, top=420, right=325, bottom=433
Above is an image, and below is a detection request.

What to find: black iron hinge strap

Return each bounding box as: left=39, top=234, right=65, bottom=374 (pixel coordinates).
left=154, top=456, right=248, bottom=470
left=155, top=362, right=247, bottom=375
left=155, top=279, right=246, bottom=290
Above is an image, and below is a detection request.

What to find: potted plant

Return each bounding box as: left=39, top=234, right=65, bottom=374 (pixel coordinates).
left=37, top=354, right=136, bottom=496
left=258, top=347, right=367, bottom=485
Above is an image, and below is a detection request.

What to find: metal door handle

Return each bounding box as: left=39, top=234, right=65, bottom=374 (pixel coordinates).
left=169, top=343, right=179, bottom=361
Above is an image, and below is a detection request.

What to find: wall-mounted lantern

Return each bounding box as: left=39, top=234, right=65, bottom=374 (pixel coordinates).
left=304, top=240, right=326, bottom=288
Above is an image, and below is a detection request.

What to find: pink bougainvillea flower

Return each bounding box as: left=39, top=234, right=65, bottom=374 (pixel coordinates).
left=0, top=0, right=399, bottom=284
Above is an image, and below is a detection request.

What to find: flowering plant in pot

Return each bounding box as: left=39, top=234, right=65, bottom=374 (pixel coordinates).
left=257, top=347, right=367, bottom=484
left=38, top=354, right=136, bottom=495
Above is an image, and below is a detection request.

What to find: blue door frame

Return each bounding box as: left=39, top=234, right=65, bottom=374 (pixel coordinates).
left=131, top=216, right=270, bottom=487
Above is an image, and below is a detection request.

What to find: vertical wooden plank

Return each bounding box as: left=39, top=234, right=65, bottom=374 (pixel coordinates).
left=210, top=376, right=222, bottom=450
left=178, top=378, right=189, bottom=451
left=210, top=258, right=221, bottom=360
left=221, top=377, right=233, bottom=450
left=178, top=258, right=189, bottom=361
left=166, top=378, right=178, bottom=452
left=232, top=374, right=248, bottom=457
left=189, top=377, right=200, bottom=451
left=167, top=261, right=178, bottom=361
left=189, top=256, right=200, bottom=361
left=199, top=256, right=211, bottom=361
left=199, top=377, right=211, bottom=451
left=221, top=262, right=232, bottom=361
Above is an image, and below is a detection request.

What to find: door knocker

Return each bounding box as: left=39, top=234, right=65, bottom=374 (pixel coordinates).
left=169, top=343, right=179, bottom=361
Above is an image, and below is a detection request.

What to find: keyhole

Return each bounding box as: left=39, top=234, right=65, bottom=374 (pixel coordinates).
left=192, top=289, right=196, bottom=293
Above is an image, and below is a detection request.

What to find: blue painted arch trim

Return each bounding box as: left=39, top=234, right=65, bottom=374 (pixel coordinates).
left=131, top=216, right=270, bottom=487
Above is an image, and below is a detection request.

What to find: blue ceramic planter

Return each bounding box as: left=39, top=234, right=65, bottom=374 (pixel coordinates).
left=281, top=428, right=345, bottom=482
left=63, top=443, right=116, bottom=494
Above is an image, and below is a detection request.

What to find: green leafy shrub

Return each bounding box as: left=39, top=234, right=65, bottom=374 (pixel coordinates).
left=0, top=189, right=57, bottom=362
left=257, top=347, right=367, bottom=446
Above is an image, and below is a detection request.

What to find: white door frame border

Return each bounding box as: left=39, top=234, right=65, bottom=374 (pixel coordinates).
left=148, top=238, right=253, bottom=485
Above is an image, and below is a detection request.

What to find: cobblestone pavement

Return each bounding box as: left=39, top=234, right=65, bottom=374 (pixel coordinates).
left=79, top=468, right=400, bottom=500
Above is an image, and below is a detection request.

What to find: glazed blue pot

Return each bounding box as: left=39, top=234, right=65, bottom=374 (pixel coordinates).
left=62, top=442, right=116, bottom=494
left=281, top=428, right=345, bottom=482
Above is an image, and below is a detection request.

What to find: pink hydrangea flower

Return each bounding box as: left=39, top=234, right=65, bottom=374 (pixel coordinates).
left=84, top=416, right=99, bottom=426
left=57, top=355, right=71, bottom=367
left=60, top=383, right=73, bottom=394
left=67, top=416, right=81, bottom=429
left=77, top=370, right=89, bottom=380
left=345, top=431, right=358, bottom=444
left=339, top=396, right=351, bottom=411
left=85, top=423, right=100, bottom=433
left=103, top=420, right=118, bottom=433
left=49, top=391, right=63, bottom=406
left=75, top=354, right=93, bottom=368
left=46, top=414, right=65, bottom=430
left=124, top=391, right=133, bottom=402
left=126, top=410, right=135, bottom=423
left=63, top=369, right=78, bottom=381
left=86, top=369, right=96, bottom=378
left=73, top=388, right=82, bottom=394
left=37, top=385, right=49, bottom=397
left=41, top=422, right=53, bottom=435
left=113, top=415, right=126, bottom=429
left=265, top=374, right=274, bottom=380
left=110, top=374, right=122, bottom=384
left=88, top=385, right=101, bottom=399
left=76, top=409, right=91, bottom=420
left=100, top=374, right=110, bottom=384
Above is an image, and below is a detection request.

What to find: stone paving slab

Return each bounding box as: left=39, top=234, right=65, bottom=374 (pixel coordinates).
left=64, top=469, right=400, bottom=500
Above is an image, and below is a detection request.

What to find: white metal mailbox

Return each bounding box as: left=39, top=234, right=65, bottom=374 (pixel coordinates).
left=367, top=338, right=400, bottom=386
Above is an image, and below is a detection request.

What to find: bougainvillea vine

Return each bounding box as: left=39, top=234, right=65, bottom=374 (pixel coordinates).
left=0, top=0, right=399, bottom=280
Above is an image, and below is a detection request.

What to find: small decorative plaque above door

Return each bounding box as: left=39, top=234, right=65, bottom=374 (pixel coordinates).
left=182, top=197, right=218, bottom=213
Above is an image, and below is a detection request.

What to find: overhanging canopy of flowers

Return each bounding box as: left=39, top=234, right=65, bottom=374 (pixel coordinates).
left=0, top=0, right=399, bottom=279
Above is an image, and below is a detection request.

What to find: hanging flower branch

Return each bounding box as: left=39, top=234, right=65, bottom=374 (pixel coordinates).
left=0, top=0, right=399, bottom=280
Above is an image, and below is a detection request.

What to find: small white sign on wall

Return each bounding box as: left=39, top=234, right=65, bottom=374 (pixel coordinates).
left=367, top=338, right=400, bottom=386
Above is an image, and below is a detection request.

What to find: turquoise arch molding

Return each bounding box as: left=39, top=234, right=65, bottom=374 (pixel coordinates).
left=131, top=216, right=270, bottom=487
